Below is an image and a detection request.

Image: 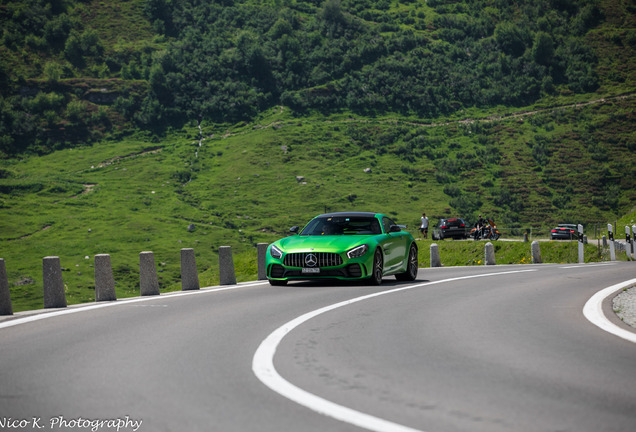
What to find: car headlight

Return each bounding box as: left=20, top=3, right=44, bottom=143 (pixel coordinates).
left=270, top=245, right=283, bottom=259
left=347, top=244, right=368, bottom=259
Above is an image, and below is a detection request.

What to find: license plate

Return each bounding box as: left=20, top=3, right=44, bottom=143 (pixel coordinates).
left=302, top=268, right=320, bottom=274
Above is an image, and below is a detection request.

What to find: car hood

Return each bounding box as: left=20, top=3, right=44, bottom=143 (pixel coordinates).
left=275, top=235, right=368, bottom=253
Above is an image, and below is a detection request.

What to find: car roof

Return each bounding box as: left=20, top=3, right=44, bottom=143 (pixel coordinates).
left=317, top=211, right=382, bottom=218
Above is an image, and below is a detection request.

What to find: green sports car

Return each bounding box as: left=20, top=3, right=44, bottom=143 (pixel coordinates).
left=266, top=212, right=418, bottom=286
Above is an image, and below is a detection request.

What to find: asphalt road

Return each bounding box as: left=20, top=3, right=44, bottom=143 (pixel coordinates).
left=1, top=262, right=635, bottom=432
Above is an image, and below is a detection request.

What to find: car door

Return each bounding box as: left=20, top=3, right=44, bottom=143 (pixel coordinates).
left=381, top=216, right=407, bottom=273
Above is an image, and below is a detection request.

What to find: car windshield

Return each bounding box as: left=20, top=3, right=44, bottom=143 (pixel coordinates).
left=301, top=216, right=382, bottom=236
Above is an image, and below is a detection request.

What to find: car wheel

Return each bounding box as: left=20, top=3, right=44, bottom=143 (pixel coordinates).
left=396, top=244, right=418, bottom=281
left=269, top=279, right=287, bottom=286
left=370, top=249, right=383, bottom=285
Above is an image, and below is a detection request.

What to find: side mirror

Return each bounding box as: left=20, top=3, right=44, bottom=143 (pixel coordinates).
left=290, top=226, right=299, bottom=234
left=389, top=225, right=402, bottom=233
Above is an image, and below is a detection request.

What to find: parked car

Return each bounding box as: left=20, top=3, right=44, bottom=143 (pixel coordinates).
left=551, top=224, right=578, bottom=240
left=432, top=218, right=467, bottom=240
left=266, top=212, right=418, bottom=286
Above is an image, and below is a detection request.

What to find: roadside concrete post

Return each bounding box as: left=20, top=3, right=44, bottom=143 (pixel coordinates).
left=0, top=258, right=12, bottom=315
left=632, top=225, right=636, bottom=260
left=180, top=248, right=199, bottom=291
left=257, top=243, right=268, bottom=280
left=43, top=256, right=67, bottom=308
left=578, top=224, right=584, bottom=264
left=626, top=226, right=633, bottom=261
left=219, top=246, right=237, bottom=285
left=602, top=235, right=607, bottom=248
left=485, top=242, right=496, bottom=265
left=95, top=254, right=116, bottom=302
left=139, top=251, right=160, bottom=296
left=531, top=241, right=542, bottom=264
left=608, top=224, right=616, bottom=261
left=430, top=243, right=442, bottom=267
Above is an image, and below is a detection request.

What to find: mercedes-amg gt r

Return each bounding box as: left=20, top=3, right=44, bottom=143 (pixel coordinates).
left=266, top=212, right=418, bottom=286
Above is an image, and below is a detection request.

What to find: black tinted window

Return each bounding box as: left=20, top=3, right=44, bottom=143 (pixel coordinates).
left=381, top=217, right=395, bottom=233
left=301, top=216, right=382, bottom=235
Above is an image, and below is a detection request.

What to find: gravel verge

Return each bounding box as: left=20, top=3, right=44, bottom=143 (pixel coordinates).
left=613, top=287, right=636, bottom=329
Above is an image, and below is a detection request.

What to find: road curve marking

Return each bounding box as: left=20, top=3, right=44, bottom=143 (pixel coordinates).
left=252, top=269, right=536, bottom=432
left=583, top=278, right=636, bottom=344
left=0, top=281, right=266, bottom=330
left=559, top=263, right=617, bottom=269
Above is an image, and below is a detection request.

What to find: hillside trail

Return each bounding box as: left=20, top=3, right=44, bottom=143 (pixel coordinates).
left=246, top=91, right=636, bottom=133
left=420, top=92, right=636, bottom=128
left=378, top=92, right=636, bottom=129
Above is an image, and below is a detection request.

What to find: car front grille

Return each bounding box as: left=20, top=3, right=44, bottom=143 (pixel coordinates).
left=284, top=252, right=343, bottom=268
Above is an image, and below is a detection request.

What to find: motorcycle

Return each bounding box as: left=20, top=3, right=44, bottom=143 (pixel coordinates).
left=471, top=219, right=501, bottom=241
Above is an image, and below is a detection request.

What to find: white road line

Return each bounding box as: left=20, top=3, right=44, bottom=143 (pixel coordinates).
left=560, top=262, right=617, bottom=269
left=0, top=281, right=267, bottom=330
left=583, top=278, right=636, bottom=344
left=252, top=269, right=536, bottom=432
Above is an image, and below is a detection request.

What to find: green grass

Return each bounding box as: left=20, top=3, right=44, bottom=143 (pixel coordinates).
left=617, top=207, right=636, bottom=227
left=1, top=97, right=635, bottom=314
left=0, top=136, right=273, bottom=312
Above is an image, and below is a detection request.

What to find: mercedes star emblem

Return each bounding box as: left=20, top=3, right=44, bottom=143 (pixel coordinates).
left=305, top=253, right=318, bottom=267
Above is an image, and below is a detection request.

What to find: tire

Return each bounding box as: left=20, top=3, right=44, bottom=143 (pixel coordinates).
left=268, top=279, right=287, bottom=286
left=370, top=249, right=384, bottom=286
left=396, top=244, right=418, bottom=281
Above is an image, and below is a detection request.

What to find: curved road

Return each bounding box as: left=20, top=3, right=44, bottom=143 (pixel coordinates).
left=0, top=263, right=634, bottom=432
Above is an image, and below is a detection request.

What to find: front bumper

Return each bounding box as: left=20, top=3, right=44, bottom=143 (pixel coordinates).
left=268, top=263, right=366, bottom=280
left=266, top=251, right=373, bottom=281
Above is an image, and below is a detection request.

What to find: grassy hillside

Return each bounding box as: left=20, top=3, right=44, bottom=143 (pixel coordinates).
left=1, top=0, right=635, bottom=311
left=2, top=101, right=634, bottom=312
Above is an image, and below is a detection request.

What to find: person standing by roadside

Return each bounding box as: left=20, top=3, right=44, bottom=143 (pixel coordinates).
left=420, top=213, right=429, bottom=239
